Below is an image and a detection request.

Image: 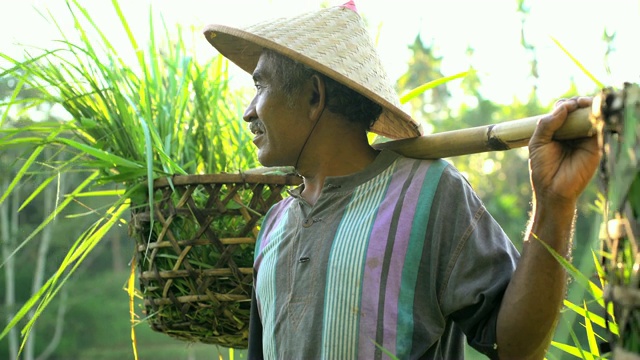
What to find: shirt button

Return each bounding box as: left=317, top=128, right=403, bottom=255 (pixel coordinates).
left=303, top=218, right=314, bottom=228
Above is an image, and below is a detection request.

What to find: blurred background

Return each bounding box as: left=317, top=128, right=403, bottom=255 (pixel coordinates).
left=1, top=0, right=638, bottom=359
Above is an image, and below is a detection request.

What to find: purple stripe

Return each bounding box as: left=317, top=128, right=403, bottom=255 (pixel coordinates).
left=259, top=198, right=293, bottom=252
left=357, top=159, right=430, bottom=358
left=254, top=198, right=293, bottom=276
left=382, top=161, right=430, bottom=354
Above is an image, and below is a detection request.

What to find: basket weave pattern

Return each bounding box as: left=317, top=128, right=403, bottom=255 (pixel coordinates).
left=130, top=173, right=301, bottom=347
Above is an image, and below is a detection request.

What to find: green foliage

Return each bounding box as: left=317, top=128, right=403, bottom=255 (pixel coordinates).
left=395, top=24, right=606, bottom=359
left=551, top=37, right=604, bottom=89
left=0, top=0, right=257, bottom=351
left=597, top=84, right=640, bottom=355
left=396, top=35, right=451, bottom=121
left=1, top=4, right=255, bottom=179
left=399, top=71, right=471, bottom=105
left=6, top=270, right=235, bottom=359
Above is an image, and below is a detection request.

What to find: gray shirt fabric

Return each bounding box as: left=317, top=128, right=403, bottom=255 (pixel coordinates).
left=248, top=150, right=520, bottom=359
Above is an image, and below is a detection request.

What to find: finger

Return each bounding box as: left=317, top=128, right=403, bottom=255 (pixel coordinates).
left=553, top=98, right=566, bottom=108
left=554, top=97, right=578, bottom=109
left=554, top=96, right=592, bottom=110
left=576, top=96, right=593, bottom=108
left=556, top=98, right=579, bottom=113
left=531, top=105, right=571, bottom=145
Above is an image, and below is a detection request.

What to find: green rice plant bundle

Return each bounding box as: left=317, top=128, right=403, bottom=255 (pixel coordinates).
left=0, top=0, right=274, bottom=350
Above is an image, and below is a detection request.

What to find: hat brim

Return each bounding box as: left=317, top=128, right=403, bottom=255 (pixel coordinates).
left=204, top=24, right=422, bottom=140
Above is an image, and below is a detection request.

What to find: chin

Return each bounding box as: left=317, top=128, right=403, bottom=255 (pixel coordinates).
left=257, top=152, right=293, bottom=168
left=257, top=152, right=276, bottom=167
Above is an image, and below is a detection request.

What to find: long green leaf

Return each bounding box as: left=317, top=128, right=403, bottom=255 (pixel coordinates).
left=17, top=200, right=130, bottom=348
left=400, top=70, right=471, bottom=104
left=139, top=116, right=155, bottom=243
left=564, top=299, right=619, bottom=335
left=370, top=339, right=399, bottom=360
left=550, top=37, right=604, bottom=89
left=0, top=283, right=44, bottom=340
left=0, top=171, right=99, bottom=269
left=71, top=189, right=125, bottom=197
left=550, top=341, right=594, bottom=359
left=55, top=137, right=144, bottom=169
left=0, top=179, right=127, bottom=341
left=0, top=146, right=44, bottom=206
left=531, top=232, right=605, bottom=307
left=0, top=136, right=51, bottom=147
left=7, top=187, right=136, bottom=345
left=0, top=77, right=25, bottom=128
left=110, top=0, right=145, bottom=75
left=17, top=173, right=57, bottom=211
left=583, top=301, right=600, bottom=357
left=70, top=0, right=123, bottom=67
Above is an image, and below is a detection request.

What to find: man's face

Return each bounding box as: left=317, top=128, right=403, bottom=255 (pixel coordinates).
left=243, top=54, right=308, bottom=167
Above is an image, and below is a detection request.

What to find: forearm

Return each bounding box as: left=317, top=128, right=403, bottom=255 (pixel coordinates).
left=496, top=198, right=577, bottom=359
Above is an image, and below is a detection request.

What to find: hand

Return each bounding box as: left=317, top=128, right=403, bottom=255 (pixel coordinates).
left=528, top=97, right=601, bottom=205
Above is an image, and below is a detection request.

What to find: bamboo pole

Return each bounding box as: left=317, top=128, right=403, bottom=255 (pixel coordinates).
left=374, top=107, right=595, bottom=159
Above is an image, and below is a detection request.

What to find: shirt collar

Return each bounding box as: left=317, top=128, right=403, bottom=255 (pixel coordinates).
left=286, top=149, right=401, bottom=199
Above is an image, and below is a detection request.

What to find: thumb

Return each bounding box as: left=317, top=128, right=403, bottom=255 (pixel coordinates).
left=529, top=102, right=575, bottom=148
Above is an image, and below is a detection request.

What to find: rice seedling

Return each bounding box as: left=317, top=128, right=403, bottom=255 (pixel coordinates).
left=0, top=0, right=274, bottom=351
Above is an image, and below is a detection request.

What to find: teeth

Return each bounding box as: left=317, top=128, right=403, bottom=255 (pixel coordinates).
left=249, top=121, right=265, bottom=135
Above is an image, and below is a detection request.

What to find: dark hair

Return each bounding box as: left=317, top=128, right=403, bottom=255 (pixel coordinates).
left=261, top=49, right=382, bottom=130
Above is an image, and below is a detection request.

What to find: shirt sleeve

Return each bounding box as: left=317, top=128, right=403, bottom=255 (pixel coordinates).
left=434, top=166, right=520, bottom=358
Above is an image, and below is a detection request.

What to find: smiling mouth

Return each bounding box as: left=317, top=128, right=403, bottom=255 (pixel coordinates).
left=249, top=121, right=265, bottom=136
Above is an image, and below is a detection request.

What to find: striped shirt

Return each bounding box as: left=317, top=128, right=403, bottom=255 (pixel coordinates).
left=248, top=150, right=519, bottom=359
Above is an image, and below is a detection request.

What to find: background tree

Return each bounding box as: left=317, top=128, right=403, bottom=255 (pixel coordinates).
left=394, top=1, right=604, bottom=356
left=396, top=35, right=450, bottom=126
left=602, top=28, right=616, bottom=77
left=1, top=153, right=20, bottom=360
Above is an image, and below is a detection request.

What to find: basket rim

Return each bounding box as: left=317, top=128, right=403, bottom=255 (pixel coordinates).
left=149, top=172, right=303, bottom=188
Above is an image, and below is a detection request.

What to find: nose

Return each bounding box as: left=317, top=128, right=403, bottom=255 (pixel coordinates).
left=243, top=97, right=257, bottom=123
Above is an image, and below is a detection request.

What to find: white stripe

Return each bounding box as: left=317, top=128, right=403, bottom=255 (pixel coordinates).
left=257, top=210, right=289, bottom=359
left=321, top=164, right=395, bottom=359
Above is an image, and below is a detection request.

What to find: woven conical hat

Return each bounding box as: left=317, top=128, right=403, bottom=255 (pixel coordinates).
left=203, top=1, right=423, bottom=140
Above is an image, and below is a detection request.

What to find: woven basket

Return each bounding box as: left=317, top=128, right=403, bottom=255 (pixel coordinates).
left=129, top=172, right=301, bottom=348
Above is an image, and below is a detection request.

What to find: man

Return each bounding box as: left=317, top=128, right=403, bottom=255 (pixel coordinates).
left=204, top=2, right=600, bottom=359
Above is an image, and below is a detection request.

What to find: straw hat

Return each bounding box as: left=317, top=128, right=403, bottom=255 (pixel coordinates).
left=203, top=1, right=423, bottom=140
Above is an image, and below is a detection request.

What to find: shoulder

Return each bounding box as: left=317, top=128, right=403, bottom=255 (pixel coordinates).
left=258, top=195, right=296, bottom=236
left=263, top=195, right=295, bottom=223
left=391, top=154, right=471, bottom=196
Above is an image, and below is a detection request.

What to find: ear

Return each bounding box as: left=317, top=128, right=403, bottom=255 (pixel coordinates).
left=308, top=74, right=326, bottom=122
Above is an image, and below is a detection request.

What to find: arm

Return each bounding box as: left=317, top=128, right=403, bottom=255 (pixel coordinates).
left=496, top=97, right=601, bottom=359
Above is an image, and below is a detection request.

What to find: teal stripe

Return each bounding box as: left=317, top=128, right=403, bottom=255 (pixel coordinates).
left=396, top=159, right=448, bottom=355
left=321, top=164, right=395, bottom=360
left=256, top=210, right=289, bottom=359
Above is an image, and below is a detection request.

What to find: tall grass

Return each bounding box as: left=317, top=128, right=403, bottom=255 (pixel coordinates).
left=545, top=39, right=639, bottom=359
left=597, top=83, right=640, bottom=356
left=0, top=0, right=256, bottom=351
left=3, top=1, right=255, bottom=179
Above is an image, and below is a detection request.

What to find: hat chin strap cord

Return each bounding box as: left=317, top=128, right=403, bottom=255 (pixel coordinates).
left=294, top=106, right=326, bottom=171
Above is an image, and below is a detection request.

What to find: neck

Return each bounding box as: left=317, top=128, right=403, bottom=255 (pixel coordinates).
left=296, top=125, right=378, bottom=206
